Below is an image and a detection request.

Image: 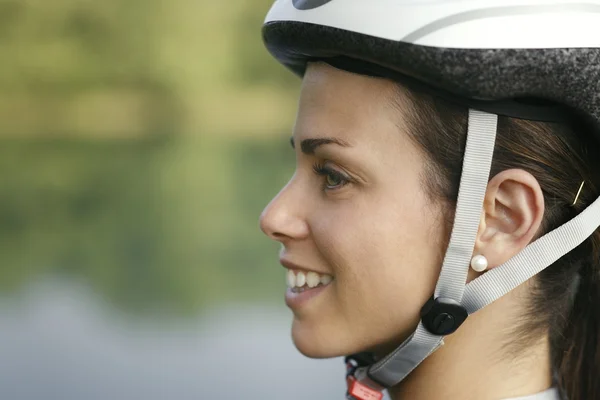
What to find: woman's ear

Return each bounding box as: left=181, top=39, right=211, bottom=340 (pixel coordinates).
left=472, top=169, right=545, bottom=274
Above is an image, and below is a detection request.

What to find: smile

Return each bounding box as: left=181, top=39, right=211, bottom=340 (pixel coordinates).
left=285, top=270, right=334, bottom=309
left=287, top=269, right=333, bottom=292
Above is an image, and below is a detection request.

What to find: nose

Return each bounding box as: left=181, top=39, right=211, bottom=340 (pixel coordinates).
left=259, top=180, right=310, bottom=243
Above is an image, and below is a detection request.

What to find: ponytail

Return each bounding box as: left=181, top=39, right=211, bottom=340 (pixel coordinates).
left=557, top=259, right=600, bottom=400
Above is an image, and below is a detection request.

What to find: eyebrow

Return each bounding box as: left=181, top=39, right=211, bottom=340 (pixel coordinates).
left=289, top=137, right=351, bottom=154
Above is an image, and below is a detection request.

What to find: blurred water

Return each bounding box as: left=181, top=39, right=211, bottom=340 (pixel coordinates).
left=0, top=277, right=351, bottom=400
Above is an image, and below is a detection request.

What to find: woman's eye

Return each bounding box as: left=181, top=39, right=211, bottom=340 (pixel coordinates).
left=326, top=173, right=343, bottom=187
left=313, top=163, right=350, bottom=190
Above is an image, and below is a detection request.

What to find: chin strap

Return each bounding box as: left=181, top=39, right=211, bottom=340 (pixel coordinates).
left=345, top=108, right=600, bottom=399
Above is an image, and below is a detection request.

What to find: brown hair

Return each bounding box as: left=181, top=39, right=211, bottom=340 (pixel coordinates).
left=392, top=87, right=600, bottom=400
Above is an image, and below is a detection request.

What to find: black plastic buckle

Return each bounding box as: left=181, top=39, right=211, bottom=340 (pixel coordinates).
left=420, top=297, right=468, bottom=335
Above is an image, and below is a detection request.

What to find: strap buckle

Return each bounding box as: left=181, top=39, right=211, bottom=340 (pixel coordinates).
left=345, top=354, right=384, bottom=400
left=420, top=296, right=468, bottom=335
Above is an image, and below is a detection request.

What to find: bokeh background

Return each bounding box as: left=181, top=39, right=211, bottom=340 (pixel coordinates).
left=0, top=1, right=349, bottom=399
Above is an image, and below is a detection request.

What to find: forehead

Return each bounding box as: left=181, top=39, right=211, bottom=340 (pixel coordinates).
left=295, top=63, right=411, bottom=145
left=300, top=62, right=398, bottom=115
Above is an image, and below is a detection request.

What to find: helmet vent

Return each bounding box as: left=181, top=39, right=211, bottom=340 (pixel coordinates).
left=292, top=0, right=334, bottom=11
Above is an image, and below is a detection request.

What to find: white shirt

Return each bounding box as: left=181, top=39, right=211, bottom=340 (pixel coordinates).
left=504, top=388, right=560, bottom=400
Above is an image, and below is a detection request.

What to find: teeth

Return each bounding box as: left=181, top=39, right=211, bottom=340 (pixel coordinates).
left=296, top=271, right=306, bottom=287
left=306, top=272, right=320, bottom=288
left=286, top=270, right=334, bottom=289
left=287, top=269, right=296, bottom=288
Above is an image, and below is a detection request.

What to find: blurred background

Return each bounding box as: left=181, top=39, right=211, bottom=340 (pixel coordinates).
left=0, top=1, right=348, bottom=399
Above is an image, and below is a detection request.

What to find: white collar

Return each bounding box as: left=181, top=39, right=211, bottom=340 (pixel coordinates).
left=503, top=388, right=560, bottom=400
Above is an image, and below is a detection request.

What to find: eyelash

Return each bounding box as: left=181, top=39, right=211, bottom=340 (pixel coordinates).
left=312, top=162, right=351, bottom=190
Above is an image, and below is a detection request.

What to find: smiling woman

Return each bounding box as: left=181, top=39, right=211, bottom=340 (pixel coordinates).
left=258, top=1, right=600, bottom=400
left=262, top=64, right=441, bottom=363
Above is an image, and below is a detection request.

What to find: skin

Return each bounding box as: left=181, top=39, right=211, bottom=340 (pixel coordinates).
left=260, top=62, right=552, bottom=399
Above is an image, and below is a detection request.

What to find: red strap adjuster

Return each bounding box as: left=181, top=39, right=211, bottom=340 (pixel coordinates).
left=346, top=375, right=384, bottom=400
left=345, top=356, right=384, bottom=400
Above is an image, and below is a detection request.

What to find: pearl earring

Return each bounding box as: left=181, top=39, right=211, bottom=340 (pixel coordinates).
left=470, top=255, right=488, bottom=272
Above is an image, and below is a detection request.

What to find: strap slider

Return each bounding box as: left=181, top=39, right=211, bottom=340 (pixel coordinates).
left=345, top=355, right=384, bottom=400
left=421, top=297, right=468, bottom=335
left=346, top=376, right=384, bottom=400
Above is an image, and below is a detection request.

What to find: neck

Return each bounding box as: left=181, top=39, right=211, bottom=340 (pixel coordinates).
left=387, top=287, right=553, bottom=400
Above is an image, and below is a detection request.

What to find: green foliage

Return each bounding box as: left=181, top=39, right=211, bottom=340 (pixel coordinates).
left=0, top=0, right=163, bottom=90
left=0, top=134, right=295, bottom=315
left=0, top=0, right=300, bottom=315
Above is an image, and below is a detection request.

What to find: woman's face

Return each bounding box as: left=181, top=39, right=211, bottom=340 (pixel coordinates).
left=260, top=62, right=447, bottom=358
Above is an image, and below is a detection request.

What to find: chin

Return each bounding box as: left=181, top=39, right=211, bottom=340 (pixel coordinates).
left=292, top=332, right=338, bottom=359
left=290, top=318, right=354, bottom=359
left=291, top=317, right=417, bottom=361
left=291, top=319, right=339, bottom=358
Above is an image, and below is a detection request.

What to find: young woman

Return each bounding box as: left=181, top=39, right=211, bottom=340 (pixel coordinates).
left=259, top=1, right=600, bottom=399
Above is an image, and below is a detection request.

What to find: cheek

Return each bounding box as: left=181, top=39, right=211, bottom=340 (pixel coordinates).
left=313, top=191, right=442, bottom=284
left=310, top=187, right=444, bottom=345
left=315, top=187, right=442, bottom=285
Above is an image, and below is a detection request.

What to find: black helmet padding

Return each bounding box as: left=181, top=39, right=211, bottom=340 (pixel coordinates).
left=263, top=21, right=600, bottom=132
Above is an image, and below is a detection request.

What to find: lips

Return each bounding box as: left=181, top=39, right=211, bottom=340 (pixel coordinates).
left=280, top=259, right=334, bottom=308
left=282, top=267, right=334, bottom=310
